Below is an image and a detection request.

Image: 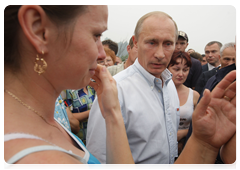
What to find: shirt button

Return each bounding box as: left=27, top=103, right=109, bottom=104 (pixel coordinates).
left=158, top=90, right=161, bottom=93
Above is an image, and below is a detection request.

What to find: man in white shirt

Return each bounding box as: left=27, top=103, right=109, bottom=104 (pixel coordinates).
left=202, top=41, right=222, bottom=72
left=86, top=11, right=180, bottom=164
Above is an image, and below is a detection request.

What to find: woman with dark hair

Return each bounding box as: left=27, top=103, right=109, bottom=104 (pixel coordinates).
left=168, top=51, right=200, bottom=156
left=4, top=5, right=133, bottom=164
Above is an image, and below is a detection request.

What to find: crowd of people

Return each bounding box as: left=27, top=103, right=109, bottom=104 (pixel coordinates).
left=4, top=5, right=236, bottom=165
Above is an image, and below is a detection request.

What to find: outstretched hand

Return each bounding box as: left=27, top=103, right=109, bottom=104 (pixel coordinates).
left=89, top=65, right=121, bottom=119
left=192, top=70, right=236, bottom=151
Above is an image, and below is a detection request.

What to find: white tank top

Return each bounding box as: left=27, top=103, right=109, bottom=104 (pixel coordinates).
left=179, top=88, right=194, bottom=129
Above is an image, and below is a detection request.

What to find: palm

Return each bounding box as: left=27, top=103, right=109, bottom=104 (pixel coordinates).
left=193, top=97, right=235, bottom=148
left=192, top=70, right=236, bottom=149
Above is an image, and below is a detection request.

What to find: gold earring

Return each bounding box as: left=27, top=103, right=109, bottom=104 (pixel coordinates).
left=34, top=51, right=47, bottom=75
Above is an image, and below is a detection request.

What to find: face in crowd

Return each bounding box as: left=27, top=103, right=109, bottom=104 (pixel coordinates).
left=220, top=46, right=236, bottom=68
left=167, top=51, right=191, bottom=87
left=175, top=37, right=188, bottom=52
left=205, top=43, right=221, bottom=67
left=134, top=14, right=176, bottom=78
left=201, top=55, right=207, bottom=65
left=127, top=44, right=138, bottom=63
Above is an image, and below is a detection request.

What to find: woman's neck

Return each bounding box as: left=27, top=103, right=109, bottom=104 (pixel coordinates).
left=175, top=83, right=184, bottom=91
left=4, top=69, right=59, bottom=122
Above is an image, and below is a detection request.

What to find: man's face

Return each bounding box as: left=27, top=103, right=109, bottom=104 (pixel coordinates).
left=201, top=56, right=207, bottom=65
left=220, top=47, right=236, bottom=68
left=127, top=45, right=138, bottom=63
left=205, top=43, right=221, bottom=67
left=135, top=16, right=176, bottom=78
left=115, top=57, right=122, bottom=65
left=175, top=37, right=188, bottom=52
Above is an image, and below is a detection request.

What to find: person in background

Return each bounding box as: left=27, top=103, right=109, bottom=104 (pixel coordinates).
left=64, top=85, right=96, bottom=145
left=86, top=11, right=236, bottom=164
left=55, top=95, right=80, bottom=134
left=190, top=52, right=203, bottom=63
left=167, top=51, right=199, bottom=156
left=107, top=36, right=138, bottom=76
left=201, top=54, right=208, bottom=65
left=115, top=56, right=122, bottom=65
left=195, top=42, right=235, bottom=95
left=187, top=48, right=195, bottom=54
left=97, top=47, right=116, bottom=67
left=202, top=41, right=222, bottom=72
left=175, top=31, right=202, bottom=90
left=102, top=39, right=118, bottom=55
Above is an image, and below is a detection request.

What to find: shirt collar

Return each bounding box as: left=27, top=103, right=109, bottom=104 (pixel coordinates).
left=133, top=59, right=172, bottom=87
left=208, top=63, right=221, bottom=70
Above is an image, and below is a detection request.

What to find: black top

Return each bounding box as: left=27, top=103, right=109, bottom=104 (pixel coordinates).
left=195, top=66, right=220, bottom=95
left=183, top=57, right=202, bottom=88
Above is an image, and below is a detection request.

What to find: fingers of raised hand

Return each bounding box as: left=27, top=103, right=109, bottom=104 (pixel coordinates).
left=223, top=81, right=236, bottom=106
left=211, top=70, right=236, bottom=98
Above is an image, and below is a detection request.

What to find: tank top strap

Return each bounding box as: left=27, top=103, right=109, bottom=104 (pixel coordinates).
left=4, top=132, right=88, bottom=164
left=6, top=145, right=87, bottom=164
left=186, top=88, right=193, bottom=104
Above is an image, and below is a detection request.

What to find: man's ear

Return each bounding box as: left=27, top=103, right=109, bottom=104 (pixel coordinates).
left=18, top=5, right=49, bottom=54
left=127, top=45, right=131, bottom=53
left=132, top=35, right=138, bottom=49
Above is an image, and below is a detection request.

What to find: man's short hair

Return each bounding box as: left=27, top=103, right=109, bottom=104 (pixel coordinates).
left=205, top=41, right=223, bottom=51
left=102, top=39, right=118, bottom=55
left=220, top=42, right=235, bottom=57
left=190, top=52, right=203, bottom=61
left=129, top=37, right=134, bottom=49
left=134, top=11, right=178, bottom=41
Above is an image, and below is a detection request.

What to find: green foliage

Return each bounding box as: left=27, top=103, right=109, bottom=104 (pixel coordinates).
left=121, top=54, right=129, bottom=62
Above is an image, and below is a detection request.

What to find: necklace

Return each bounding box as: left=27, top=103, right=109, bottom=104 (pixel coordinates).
left=5, top=89, right=61, bottom=132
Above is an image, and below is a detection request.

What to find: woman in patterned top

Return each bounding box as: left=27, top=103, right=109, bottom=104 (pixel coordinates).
left=65, top=86, right=96, bottom=145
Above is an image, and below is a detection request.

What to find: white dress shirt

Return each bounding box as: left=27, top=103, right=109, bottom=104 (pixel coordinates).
left=208, top=63, right=221, bottom=71
left=86, top=59, right=180, bottom=164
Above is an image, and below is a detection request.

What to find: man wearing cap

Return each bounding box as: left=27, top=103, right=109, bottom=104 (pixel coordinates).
left=175, top=31, right=202, bottom=89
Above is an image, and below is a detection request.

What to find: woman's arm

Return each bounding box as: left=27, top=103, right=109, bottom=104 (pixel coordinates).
left=89, top=65, right=134, bottom=164
left=193, top=90, right=200, bottom=109
left=72, top=110, right=90, bottom=122
left=65, top=107, right=80, bottom=134
left=177, top=129, right=188, bottom=141
left=220, top=131, right=236, bottom=164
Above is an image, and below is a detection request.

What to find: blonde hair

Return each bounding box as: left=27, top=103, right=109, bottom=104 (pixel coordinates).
left=134, top=11, right=178, bottom=41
